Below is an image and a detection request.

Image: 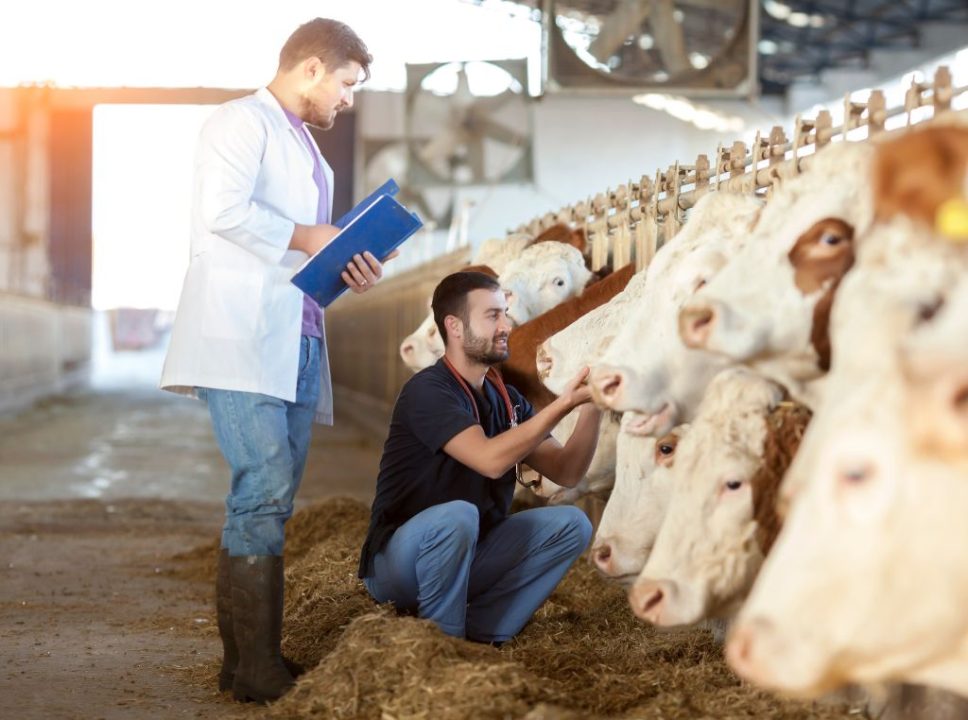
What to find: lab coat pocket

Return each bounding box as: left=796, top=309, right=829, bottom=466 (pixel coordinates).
left=200, top=268, right=263, bottom=339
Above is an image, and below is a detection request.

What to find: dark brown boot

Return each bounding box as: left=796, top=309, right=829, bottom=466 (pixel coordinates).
left=229, top=555, right=295, bottom=704
left=216, top=549, right=238, bottom=692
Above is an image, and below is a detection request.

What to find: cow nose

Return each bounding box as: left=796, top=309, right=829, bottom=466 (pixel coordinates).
left=591, top=542, right=613, bottom=574
left=590, top=366, right=625, bottom=408
left=726, top=618, right=772, bottom=680
left=679, top=302, right=717, bottom=348
left=535, top=344, right=553, bottom=380
left=629, top=578, right=669, bottom=624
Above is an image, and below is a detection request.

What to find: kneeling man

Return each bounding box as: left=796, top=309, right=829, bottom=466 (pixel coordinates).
left=358, top=270, right=601, bottom=643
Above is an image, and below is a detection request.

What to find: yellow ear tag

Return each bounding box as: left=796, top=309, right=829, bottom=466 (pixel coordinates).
left=935, top=197, right=968, bottom=243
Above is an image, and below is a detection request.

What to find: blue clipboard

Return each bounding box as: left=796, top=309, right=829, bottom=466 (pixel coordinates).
left=291, top=180, right=423, bottom=307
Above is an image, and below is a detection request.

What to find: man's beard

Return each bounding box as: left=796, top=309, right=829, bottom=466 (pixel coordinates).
left=463, top=327, right=509, bottom=365
left=300, top=97, right=337, bottom=130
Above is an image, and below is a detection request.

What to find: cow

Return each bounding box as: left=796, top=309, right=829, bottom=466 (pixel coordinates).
left=586, top=190, right=765, bottom=437
left=627, top=367, right=810, bottom=626
left=588, top=418, right=684, bottom=584
left=500, top=238, right=593, bottom=326
left=499, top=263, right=635, bottom=409
left=726, top=123, right=968, bottom=699
left=536, top=268, right=649, bottom=397
left=676, top=140, right=877, bottom=408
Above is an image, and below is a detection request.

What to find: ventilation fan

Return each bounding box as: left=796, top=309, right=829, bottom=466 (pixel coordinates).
left=360, top=138, right=453, bottom=229
left=405, top=60, right=533, bottom=187
left=543, top=0, right=757, bottom=97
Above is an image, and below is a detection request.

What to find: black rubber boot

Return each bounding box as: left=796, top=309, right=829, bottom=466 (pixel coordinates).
left=217, top=551, right=304, bottom=693
left=216, top=549, right=238, bottom=692
left=229, top=555, right=296, bottom=704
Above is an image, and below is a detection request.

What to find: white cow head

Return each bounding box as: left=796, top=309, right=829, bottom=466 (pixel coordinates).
left=678, top=141, right=876, bottom=407
left=536, top=269, right=649, bottom=396
left=499, top=242, right=592, bottom=326
left=727, top=216, right=968, bottom=699
left=589, top=191, right=763, bottom=436
left=628, top=368, right=803, bottom=627
left=590, top=416, right=684, bottom=585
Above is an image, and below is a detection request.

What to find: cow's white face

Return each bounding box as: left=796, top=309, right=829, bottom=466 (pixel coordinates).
left=591, top=420, right=682, bottom=585
left=399, top=310, right=444, bottom=372
left=499, top=243, right=592, bottom=326
left=629, top=368, right=784, bottom=627
left=538, top=269, right=648, bottom=396
left=727, top=220, right=968, bottom=698
left=588, top=192, right=762, bottom=435
left=678, top=142, right=876, bottom=407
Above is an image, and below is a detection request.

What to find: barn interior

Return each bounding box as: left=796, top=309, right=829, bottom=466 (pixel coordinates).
left=2, top=1, right=968, bottom=718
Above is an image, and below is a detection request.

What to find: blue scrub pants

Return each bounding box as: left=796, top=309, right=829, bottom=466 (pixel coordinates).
left=199, top=336, right=320, bottom=557
left=363, top=500, right=592, bottom=642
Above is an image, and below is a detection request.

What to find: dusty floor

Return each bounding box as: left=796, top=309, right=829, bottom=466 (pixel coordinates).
left=0, top=384, right=382, bottom=719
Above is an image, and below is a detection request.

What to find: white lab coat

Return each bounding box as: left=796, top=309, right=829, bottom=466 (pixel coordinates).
left=160, top=87, right=334, bottom=425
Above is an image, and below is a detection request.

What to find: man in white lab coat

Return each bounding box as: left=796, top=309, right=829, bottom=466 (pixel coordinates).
left=161, top=18, right=383, bottom=704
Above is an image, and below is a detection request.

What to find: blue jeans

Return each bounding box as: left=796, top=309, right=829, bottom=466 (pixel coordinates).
left=363, top=501, right=592, bottom=642
left=199, top=336, right=320, bottom=557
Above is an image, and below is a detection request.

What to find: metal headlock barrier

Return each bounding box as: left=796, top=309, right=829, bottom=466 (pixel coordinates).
left=327, top=67, right=965, bottom=434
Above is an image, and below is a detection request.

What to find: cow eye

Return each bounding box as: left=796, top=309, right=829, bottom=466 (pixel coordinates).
left=840, top=465, right=869, bottom=485
left=659, top=443, right=674, bottom=455
left=693, top=278, right=707, bottom=292
left=724, top=479, right=744, bottom=491
left=819, top=231, right=844, bottom=246
left=553, top=277, right=565, bottom=288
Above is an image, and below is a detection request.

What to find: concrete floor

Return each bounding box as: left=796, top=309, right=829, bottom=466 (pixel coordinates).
left=1, top=327, right=382, bottom=505
left=0, top=341, right=384, bottom=719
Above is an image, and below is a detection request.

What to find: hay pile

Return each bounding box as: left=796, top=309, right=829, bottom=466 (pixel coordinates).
left=174, top=497, right=859, bottom=719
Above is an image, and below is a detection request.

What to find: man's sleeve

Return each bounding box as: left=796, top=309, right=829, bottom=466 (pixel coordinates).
left=195, top=104, right=296, bottom=266
left=403, top=374, right=479, bottom=453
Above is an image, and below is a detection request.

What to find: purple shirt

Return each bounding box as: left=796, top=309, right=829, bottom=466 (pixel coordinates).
left=283, top=107, right=328, bottom=339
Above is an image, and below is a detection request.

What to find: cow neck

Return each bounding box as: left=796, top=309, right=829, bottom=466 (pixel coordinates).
left=441, top=355, right=515, bottom=428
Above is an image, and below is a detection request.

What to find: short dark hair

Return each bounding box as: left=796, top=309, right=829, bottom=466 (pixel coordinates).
left=432, top=271, right=502, bottom=346
left=279, top=18, right=372, bottom=81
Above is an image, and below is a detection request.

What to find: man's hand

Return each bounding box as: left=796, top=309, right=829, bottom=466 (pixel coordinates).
left=558, top=366, right=594, bottom=410
left=289, top=223, right=340, bottom=256
left=341, top=250, right=400, bottom=294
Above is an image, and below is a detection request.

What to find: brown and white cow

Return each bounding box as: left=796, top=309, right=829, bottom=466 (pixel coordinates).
left=627, top=367, right=809, bottom=626
left=587, top=191, right=764, bottom=436
left=726, top=125, right=968, bottom=697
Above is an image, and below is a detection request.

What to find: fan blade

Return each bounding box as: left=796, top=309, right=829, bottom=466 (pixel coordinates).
left=588, top=0, right=653, bottom=59
left=467, top=135, right=486, bottom=181
left=470, top=116, right=527, bottom=148
left=417, top=127, right=465, bottom=165
left=649, top=0, right=690, bottom=75
left=470, top=90, right=519, bottom=117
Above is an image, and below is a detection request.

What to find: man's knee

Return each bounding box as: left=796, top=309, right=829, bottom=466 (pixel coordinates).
left=549, top=506, right=593, bottom=553
left=422, top=500, right=479, bottom=553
